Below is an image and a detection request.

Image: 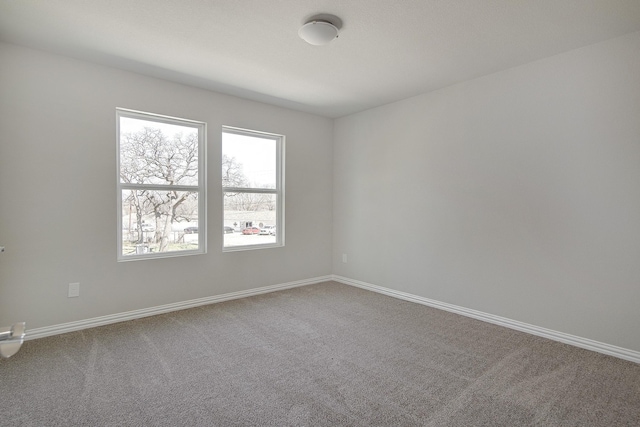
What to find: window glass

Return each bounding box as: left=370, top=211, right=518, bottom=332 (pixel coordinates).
left=222, top=127, right=283, bottom=250
left=224, top=193, right=277, bottom=247
left=222, top=133, right=276, bottom=189
left=120, top=117, right=199, bottom=186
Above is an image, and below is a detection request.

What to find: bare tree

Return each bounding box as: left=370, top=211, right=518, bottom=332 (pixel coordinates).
left=120, top=139, right=149, bottom=243
left=222, top=154, right=248, bottom=192
left=223, top=191, right=274, bottom=212
left=120, top=127, right=199, bottom=251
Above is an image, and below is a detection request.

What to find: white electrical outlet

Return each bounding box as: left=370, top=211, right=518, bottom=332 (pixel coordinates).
left=68, top=283, right=80, bottom=298
left=342, top=253, right=348, bottom=263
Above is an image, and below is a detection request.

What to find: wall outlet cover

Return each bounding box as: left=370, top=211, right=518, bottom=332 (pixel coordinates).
left=68, top=283, right=80, bottom=298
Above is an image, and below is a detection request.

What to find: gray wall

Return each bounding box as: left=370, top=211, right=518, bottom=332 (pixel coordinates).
left=0, top=43, right=333, bottom=329
left=333, top=32, right=640, bottom=352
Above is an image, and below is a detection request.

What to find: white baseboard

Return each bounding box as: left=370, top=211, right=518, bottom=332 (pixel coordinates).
left=26, top=274, right=640, bottom=364
left=26, top=275, right=333, bottom=340
left=332, top=275, right=640, bottom=364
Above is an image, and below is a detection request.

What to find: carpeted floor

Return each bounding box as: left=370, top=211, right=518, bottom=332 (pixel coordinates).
left=1, top=281, right=639, bottom=426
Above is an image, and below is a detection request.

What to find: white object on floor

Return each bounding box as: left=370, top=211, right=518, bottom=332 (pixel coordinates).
left=0, top=322, right=26, bottom=358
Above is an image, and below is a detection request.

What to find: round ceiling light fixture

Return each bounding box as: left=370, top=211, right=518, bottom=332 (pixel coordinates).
left=298, top=20, right=339, bottom=45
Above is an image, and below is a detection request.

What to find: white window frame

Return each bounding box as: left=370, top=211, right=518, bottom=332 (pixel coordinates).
left=116, top=108, right=207, bottom=261
left=222, top=126, right=285, bottom=252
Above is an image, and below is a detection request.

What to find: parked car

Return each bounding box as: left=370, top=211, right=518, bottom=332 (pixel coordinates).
left=269, top=226, right=276, bottom=236
left=224, top=226, right=234, bottom=234
left=184, top=226, right=198, bottom=234
left=259, top=225, right=275, bottom=235
left=242, top=226, right=260, bottom=235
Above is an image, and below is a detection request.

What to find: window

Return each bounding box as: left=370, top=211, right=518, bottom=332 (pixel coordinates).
left=222, top=126, right=284, bottom=250
left=117, top=109, right=206, bottom=260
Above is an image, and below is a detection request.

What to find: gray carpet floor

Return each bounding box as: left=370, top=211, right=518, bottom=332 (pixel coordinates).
left=1, top=281, right=639, bottom=426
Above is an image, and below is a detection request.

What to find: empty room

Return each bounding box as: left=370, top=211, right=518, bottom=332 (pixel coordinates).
left=1, top=1, right=639, bottom=425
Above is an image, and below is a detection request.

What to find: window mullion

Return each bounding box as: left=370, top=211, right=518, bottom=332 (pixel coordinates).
left=223, top=187, right=278, bottom=194
left=121, top=183, right=199, bottom=192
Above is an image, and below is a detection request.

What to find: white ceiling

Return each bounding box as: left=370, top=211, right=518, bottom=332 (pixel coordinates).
left=1, top=0, right=640, bottom=118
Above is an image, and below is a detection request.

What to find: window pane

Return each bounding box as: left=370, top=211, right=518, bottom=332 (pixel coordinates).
left=120, top=116, right=199, bottom=186
left=121, top=189, right=199, bottom=256
left=222, top=132, right=276, bottom=189
left=223, top=193, right=277, bottom=247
